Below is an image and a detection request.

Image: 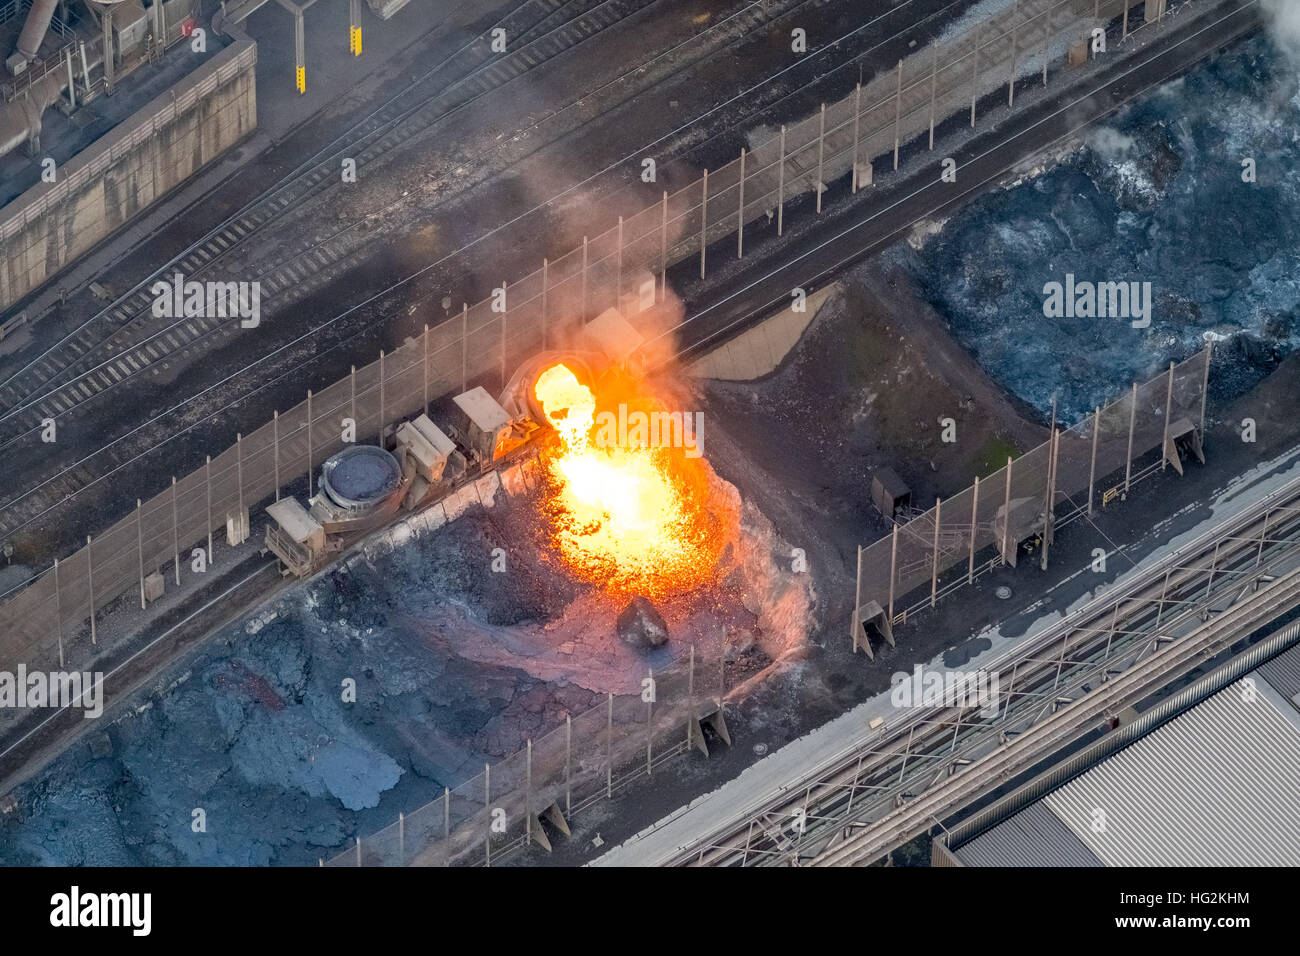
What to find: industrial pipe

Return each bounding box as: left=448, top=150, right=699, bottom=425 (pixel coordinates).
left=0, top=40, right=103, bottom=160
left=15, top=0, right=61, bottom=62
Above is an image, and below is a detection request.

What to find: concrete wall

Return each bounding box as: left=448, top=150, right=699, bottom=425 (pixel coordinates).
left=0, top=37, right=257, bottom=312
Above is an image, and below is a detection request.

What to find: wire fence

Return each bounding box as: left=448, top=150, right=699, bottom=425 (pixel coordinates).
left=852, top=346, right=1213, bottom=649
left=322, top=642, right=730, bottom=867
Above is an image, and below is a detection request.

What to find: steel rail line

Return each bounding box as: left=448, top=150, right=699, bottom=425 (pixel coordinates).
left=0, top=0, right=940, bottom=444
left=0, top=0, right=982, bottom=542
left=0, top=0, right=673, bottom=417
left=0, top=0, right=1250, bottom=560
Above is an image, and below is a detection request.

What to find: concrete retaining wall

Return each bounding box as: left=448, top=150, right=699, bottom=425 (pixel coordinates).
left=0, top=37, right=257, bottom=312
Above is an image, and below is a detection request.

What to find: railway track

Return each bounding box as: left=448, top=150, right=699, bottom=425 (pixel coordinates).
left=662, top=469, right=1300, bottom=866
left=0, top=0, right=1236, bottom=553
left=0, top=0, right=678, bottom=426
left=0, top=0, right=912, bottom=544
left=0, top=0, right=838, bottom=441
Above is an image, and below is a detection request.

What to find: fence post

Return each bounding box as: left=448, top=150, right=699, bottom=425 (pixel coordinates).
left=1124, top=382, right=1137, bottom=494
left=888, top=523, right=899, bottom=621
left=1041, top=429, right=1058, bottom=571
left=498, top=287, right=506, bottom=392
left=660, top=191, right=668, bottom=302
left=645, top=666, right=654, bottom=776
left=606, top=692, right=614, bottom=798
left=172, top=476, right=180, bottom=586
left=968, top=475, right=979, bottom=583
left=565, top=714, right=572, bottom=817
left=137, top=499, right=145, bottom=610
left=928, top=44, right=938, bottom=149
left=461, top=304, right=468, bottom=393
left=719, top=624, right=727, bottom=708
left=1041, top=6, right=1050, bottom=86
left=1199, top=341, right=1213, bottom=435
left=1001, top=456, right=1013, bottom=565
left=541, top=260, right=549, bottom=350
left=699, top=176, right=707, bottom=278
left=737, top=148, right=746, bottom=258
left=355, top=836, right=361, bottom=867
left=1009, top=3, right=1019, bottom=108
left=87, top=535, right=96, bottom=645
left=271, top=405, right=284, bottom=502
left=443, top=787, right=450, bottom=868
left=852, top=544, right=862, bottom=651
left=306, top=393, right=314, bottom=499
left=815, top=105, right=825, bottom=213
left=54, top=557, right=64, bottom=669
left=930, top=496, right=942, bottom=607
left=893, top=59, right=903, bottom=170
left=581, top=235, right=589, bottom=319
left=236, top=432, right=244, bottom=525
left=777, top=125, right=786, bottom=236
left=1122, top=0, right=1129, bottom=41
left=852, top=82, right=862, bottom=191
left=1088, top=406, right=1100, bottom=515
left=686, top=644, right=696, bottom=751
left=205, top=455, right=214, bottom=562
left=1161, top=360, right=1175, bottom=471
left=379, top=350, right=387, bottom=442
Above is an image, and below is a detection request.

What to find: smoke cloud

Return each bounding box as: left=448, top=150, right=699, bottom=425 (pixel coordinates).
left=1262, top=0, right=1300, bottom=66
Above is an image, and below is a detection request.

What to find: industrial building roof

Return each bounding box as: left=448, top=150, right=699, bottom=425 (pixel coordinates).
left=954, top=643, right=1300, bottom=867
left=956, top=802, right=1103, bottom=867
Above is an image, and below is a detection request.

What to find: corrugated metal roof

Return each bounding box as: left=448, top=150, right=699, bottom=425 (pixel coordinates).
left=1258, top=641, right=1300, bottom=706
left=1044, top=684, right=1300, bottom=866
left=956, top=802, right=1103, bottom=867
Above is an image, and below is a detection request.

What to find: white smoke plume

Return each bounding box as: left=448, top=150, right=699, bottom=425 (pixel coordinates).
left=1262, top=0, right=1300, bottom=66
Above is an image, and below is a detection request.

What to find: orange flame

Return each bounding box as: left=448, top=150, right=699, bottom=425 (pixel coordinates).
left=534, top=363, right=724, bottom=598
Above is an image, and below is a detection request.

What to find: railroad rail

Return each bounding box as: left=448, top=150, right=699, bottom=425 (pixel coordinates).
left=0, top=0, right=676, bottom=420
left=662, top=468, right=1300, bottom=865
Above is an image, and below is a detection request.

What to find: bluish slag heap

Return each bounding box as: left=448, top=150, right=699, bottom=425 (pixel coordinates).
left=893, top=34, right=1300, bottom=422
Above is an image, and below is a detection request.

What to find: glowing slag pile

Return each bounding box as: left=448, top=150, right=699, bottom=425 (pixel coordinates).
left=533, top=363, right=725, bottom=598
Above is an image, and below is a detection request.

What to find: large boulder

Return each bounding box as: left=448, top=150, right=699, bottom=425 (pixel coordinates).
left=616, top=596, right=669, bottom=649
